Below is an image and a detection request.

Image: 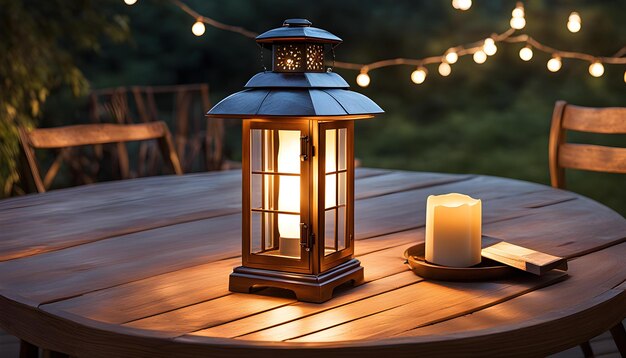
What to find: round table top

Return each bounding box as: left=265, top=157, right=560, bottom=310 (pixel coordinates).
left=1, top=169, right=625, bottom=358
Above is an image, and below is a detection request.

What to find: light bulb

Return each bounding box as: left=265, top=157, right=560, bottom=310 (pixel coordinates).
left=569, top=12, right=581, bottom=24
left=438, top=62, right=452, bottom=76
left=356, top=72, right=370, bottom=87
left=445, top=49, right=458, bottom=64
left=567, top=21, right=581, bottom=33
left=473, top=50, right=487, bottom=64
left=519, top=46, right=533, bottom=61
left=567, top=12, right=581, bottom=33
left=547, top=56, right=562, bottom=72
left=192, top=20, right=206, bottom=36
left=483, top=38, right=497, bottom=56
left=411, top=67, right=427, bottom=84
left=588, top=62, right=604, bottom=77
left=124, top=0, right=137, bottom=4
left=510, top=16, right=526, bottom=30
left=512, top=4, right=524, bottom=18
left=454, top=0, right=472, bottom=10
left=624, top=71, right=626, bottom=84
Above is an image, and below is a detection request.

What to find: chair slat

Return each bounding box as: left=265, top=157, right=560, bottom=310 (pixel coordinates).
left=19, top=121, right=182, bottom=193
left=28, top=123, right=166, bottom=149
left=562, top=105, right=626, bottom=134
left=559, top=143, right=626, bottom=174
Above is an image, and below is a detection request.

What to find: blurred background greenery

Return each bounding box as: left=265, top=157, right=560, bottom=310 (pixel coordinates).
left=1, top=0, right=624, bottom=215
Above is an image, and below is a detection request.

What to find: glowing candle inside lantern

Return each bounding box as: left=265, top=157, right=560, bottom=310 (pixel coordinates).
left=325, top=131, right=337, bottom=209
left=425, top=193, right=482, bottom=267
left=277, top=131, right=301, bottom=256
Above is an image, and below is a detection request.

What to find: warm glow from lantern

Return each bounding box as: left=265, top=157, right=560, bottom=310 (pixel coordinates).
left=438, top=62, right=451, bottom=76
left=473, top=50, right=487, bottom=64
left=588, top=62, right=604, bottom=77
left=356, top=72, right=370, bottom=87
left=411, top=67, right=427, bottom=84
left=192, top=20, right=206, bottom=36
left=547, top=56, right=562, bottom=72
left=624, top=71, right=626, bottom=83
left=483, top=38, right=497, bottom=56
left=519, top=46, right=533, bottom=61
left=452, top=0, right=472, bottom=11
left=124, top=0, right=137, bottom=4
left=445, top=50, right=458, bottom=64
left=277, top=131, right=301, bottom=240
left=567, top=12, right=582, bottom=33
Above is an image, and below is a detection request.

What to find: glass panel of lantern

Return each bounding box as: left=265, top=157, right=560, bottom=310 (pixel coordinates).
left=273, top=43, right=325, bottom=72
left=250, top=128, right=302, bottom=259
left=324, top=128, right=348, bottom=255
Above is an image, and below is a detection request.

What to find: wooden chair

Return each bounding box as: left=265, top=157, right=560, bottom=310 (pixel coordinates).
left=549, top=101, right=626, bottom=188
left=19, top=121, right=183, bottom=193
left=548, top=100, right=626, bottom=357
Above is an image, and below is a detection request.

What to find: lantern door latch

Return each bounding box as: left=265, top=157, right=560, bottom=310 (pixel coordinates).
left=300, top=135, right=309, bottom=161
left=300, top=223, right=313, bottom=251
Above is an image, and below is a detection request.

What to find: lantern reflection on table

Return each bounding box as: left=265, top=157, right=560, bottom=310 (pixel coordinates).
left=207, top=19, right=383, bottom=303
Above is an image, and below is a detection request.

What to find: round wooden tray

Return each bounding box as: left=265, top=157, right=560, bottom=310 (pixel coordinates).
left=403, top=242, right=518, bottom=281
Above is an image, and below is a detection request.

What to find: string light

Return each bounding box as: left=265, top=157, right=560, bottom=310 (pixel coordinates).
left=356, top=72, right=371, bottom=87
left=162, top=0, right=626, bottom=86
left=411, top=67, right=428, bottom=84
left=483, top=38, right=498, bottom=56
left=567, top=12, right=582, bottom=33
left=438, top=62, right=452, bottom=76
left=547, top=56, right=562, bottom=72
left=588, top=61, right=604, bottom=77
left=519, top=46, right=533, bottom=61
left=510, top=2, right=526, bottom=30
left=445, top=49, right=459, bottom=64
left=452, top=0, right=472, bottom=11
left=473, top=50, right=487, bottom=64
left=123, top=0, right=137, bottom=5
left=192, top=19, right=206, bottom=36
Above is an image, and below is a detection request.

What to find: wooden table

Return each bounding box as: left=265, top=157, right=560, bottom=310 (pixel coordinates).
left=1, top=169, right=625, bottom=357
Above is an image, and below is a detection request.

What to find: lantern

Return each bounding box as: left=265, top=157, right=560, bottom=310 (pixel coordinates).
left=207, top=19, right=383, bottom=303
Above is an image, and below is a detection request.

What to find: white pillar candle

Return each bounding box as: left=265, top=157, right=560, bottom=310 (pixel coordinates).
left=425, top=193, right=482, bottom=267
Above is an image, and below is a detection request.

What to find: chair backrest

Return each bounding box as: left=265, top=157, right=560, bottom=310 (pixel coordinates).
left=549, top=101, right=626, bottom=188
left=89, top=84, right=224, bottom=172
left=19, top=121, right=183, bottom=193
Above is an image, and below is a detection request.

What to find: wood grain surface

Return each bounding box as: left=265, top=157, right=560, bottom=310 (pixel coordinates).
left=0, top=169, right=625, bottom=358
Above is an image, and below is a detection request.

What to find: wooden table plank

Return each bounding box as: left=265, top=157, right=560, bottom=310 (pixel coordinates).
left=0, top=168, right=399, bottom=265
left=395, top=243, right=626, bottom=339
left=0, top=169, right=391, bottom=262
left=40, top=228, right=417, bottom=324
left=483, top=196, right=626, bottom=258
left=188, top=271, right=420, bottom=339
left=3, top=182, right=576, bottom=308
left=237, top=271, right=566, bottom=342
left=0, top=174, right=597, bottom=309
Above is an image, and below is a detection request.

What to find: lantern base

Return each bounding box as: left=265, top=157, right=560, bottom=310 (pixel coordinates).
left=229, top=259, right=364, bottom=303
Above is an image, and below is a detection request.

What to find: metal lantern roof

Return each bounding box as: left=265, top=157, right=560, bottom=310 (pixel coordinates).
left=256, top=18, right=342, bottom=44
left=206, top=19, right=383, bottom=120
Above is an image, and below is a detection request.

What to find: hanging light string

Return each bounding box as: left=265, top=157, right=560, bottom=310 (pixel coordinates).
left=169, top=0, right=258, bottom=39
left=146, top=0, right=626, bottom=84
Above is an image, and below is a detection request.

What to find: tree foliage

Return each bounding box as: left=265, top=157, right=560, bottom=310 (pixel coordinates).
left=0, top=0, right=129, bottom=194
